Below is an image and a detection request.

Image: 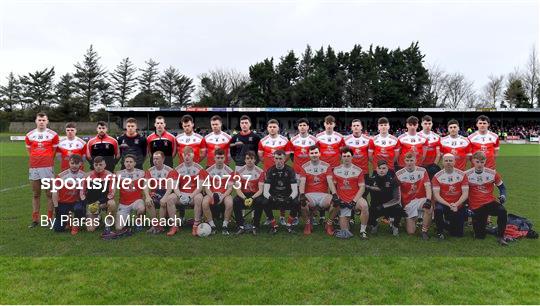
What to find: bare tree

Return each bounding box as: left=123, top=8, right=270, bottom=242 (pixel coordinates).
left=440, top=72, right=475, bottom=108
left=196, top=68, right=249, bottom=106
left=480, top=74, right=504, bottom=107
left=523, top=45, right=539, bottom=107
left=425, top=64, right=447, bottom=107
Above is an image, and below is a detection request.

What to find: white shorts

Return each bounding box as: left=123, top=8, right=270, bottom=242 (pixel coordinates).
left=117, top=200, right=144, bottom=219
left=306, top=192, right=330, bottom=208
left=340, top=207, right=353, bottom=217
left=29, top=167, right=54, bottom=180
left=176, top=192, right=194, bottom=206
left=404, top=198, right=427, bottom=219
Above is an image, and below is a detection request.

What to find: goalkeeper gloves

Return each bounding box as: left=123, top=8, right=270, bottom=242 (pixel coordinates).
left=244, top=198, right=253, bottom=207
left=498, top=195, right=506, bottom=205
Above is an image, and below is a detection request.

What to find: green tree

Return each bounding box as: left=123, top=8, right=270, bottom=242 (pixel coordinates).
left=55, top=73, right=88, bottom=121
left=20, top=67, right=56, bottom=110
left=128, top=91, right=168, bottom=107
left=245, top=59, right=277, bottom=106
left=138, top=58, right=160, bottom=93
left=275, top=50, right=299, bottom=106
left=504, top=78, right=530, bottom=108
left=110, top=57, right=137, bottom=107
left=197, top=69, right=249, bottom=107
left=174, top=75, right=195, bottom=107
left=158, top=66, right=181, bottom=106
left=73, top=45, right=107, bottom=114
left=0, top=72, right=22, bottom=112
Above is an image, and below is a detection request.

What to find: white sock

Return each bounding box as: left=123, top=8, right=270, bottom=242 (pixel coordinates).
left=208, top=220, right=215, bottom=227
left=361, top=224, right=367, bottom=232
left=223, top=220, right=229, bottom=228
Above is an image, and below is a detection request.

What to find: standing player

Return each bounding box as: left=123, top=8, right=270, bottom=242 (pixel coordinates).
left=261, top=150, right=299, bottom=234
left=468, top=115, right=500, bottom=169
left=86, top=121, right=120, bottom=172
left=143, top=151, right=177, bottom=234
left=395, top=152, right=432, bottom=239
left=432, top=153, right=469, bottom=239
left=396, top=116, right=428, bottom=170
left=56, top=122, right=86, bottom=171
left=26, top=112, right=59, bottom=227
left=369, top=117, right=400, bottom=173
left=230, top=115, right=261, bottom=167
left=316, top=115, right=344, bottom=224
left=52, top=154, right=85, bottom=234
left=328, top=146, right=369, bottom=239
left=233, top=151, right=266, bottom=235
left=176, top=114, right=206, bottom=164
left=344, top=119, right=371, bottom=178
left=202, top=148, right=235, bottom=235
left=117, top=118, right=147, bottom=170
left=417, top=115, right=441, bottom=178
left=147, top=116, right=177, bottom=168
left=115, top=155, right=146, bottom=234
left=466, top=152, right=508, bottom=245
left=366, top=160, right=402, bottom=236
left=298, top=146, right=334, bottom=235
left=440, top=119, right=471, bottom=171
left=204, top=115, right=232, bottom=167
left=258, top=119, right=291, bottom=170
left=290, top=118, right=318, bottom=175
left=170, top=146, right=207, bottom=236
left=80, top=156, right=116, bottom=234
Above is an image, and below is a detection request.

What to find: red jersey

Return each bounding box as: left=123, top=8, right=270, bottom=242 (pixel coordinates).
left=206, top=164, right=234, bottom=193
left=116, top=168, right=145, bottom=205
left=258, top=134, right=292, bottom=170
left=465, top=167, right=503, bottom=210
left=25, top=128, right=59, bottom=168
left=175, top=162, right=207, bottom=194
left=396, top=133, right=428, bottom=167
left=57, top=136, right=86, bottom=171
left=176, top=132, right=205, bottom=163
left=343, top=134, right=371, bottom=174
left=144, top=165, right=177, bottom=191
left=204, top=131, right=232, bottom=167
left=440, top=135, right=471, bottom=170
left=234, top=164, right=265, bottom=194
left=468, top=131, right=500, bottom=169
left=396, top=166, right=430, bottom=207
left=417, top=130, right=441, bottom=166
left=55, top=168, right=85, bottom=204
left=431, top=169, right=469, bottom=205
left=332, top=164, right=364, bottom=203
left=369, top=134, right=399, bottom=170
left=316, top=131, right=344, bottom=167
left=299, top=160, right=332, bottom=193
left=289, top=133, right=318, bottom=174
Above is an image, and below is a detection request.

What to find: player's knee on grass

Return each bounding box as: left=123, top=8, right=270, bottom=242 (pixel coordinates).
left=107, top=200, right=117, bottom=214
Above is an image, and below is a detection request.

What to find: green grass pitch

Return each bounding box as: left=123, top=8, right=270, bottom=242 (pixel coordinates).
left=0, top=141, right=539, bottom=304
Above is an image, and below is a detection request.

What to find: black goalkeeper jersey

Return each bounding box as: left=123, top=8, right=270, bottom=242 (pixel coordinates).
left=230, top=131, right=261, bottom=166
left=265, top=164, right=297, bottom=198
left=368, top=172, right=399, bottom=206
left=117, top=133, right=147, bottom=170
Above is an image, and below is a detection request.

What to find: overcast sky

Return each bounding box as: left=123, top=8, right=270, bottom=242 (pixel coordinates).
left=1, top=0, right=538, bottom=94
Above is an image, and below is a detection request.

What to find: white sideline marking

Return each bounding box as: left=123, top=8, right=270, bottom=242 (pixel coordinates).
left=0, top=184, right=30, bottom=193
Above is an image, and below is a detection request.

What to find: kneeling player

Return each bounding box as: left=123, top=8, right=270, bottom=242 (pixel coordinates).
left=115, top=155, right=146, bottom=234
left=80, top=156, right=116, bottom=234
left=52, top=154, right=85, bottom=234
left=328, top=146, right=369, bottom=239
left=432, top=153, right=469, bottom=239
left=171, top=146, right=206, bottom=236
left=466, top=152, right=508, bottom=246
left=298, top=145, right=334, bottom=235
left=202, top=148, right=234, bottom=235
left=233, top=151, right=266, bottom=235
left=261, top=150, right=299, bottom=234
left=144, top=151, right=177, bottom=234
left=366, top=160, right=402, bottom=236
left=395, top=152, right=432, bottom=239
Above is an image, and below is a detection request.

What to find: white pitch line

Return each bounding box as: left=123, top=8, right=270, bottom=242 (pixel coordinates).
left=0, top=184, right=30, bottom=193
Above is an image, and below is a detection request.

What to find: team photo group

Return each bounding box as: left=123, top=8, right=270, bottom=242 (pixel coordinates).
left=26, top=111, right=509, bottom=245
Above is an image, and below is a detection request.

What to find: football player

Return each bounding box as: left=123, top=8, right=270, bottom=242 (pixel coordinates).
left=147, top=116, right=177, bottom=168
left=86, top=121, right=119, bottom=172
left=56, top=122, right=86, bottom=171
